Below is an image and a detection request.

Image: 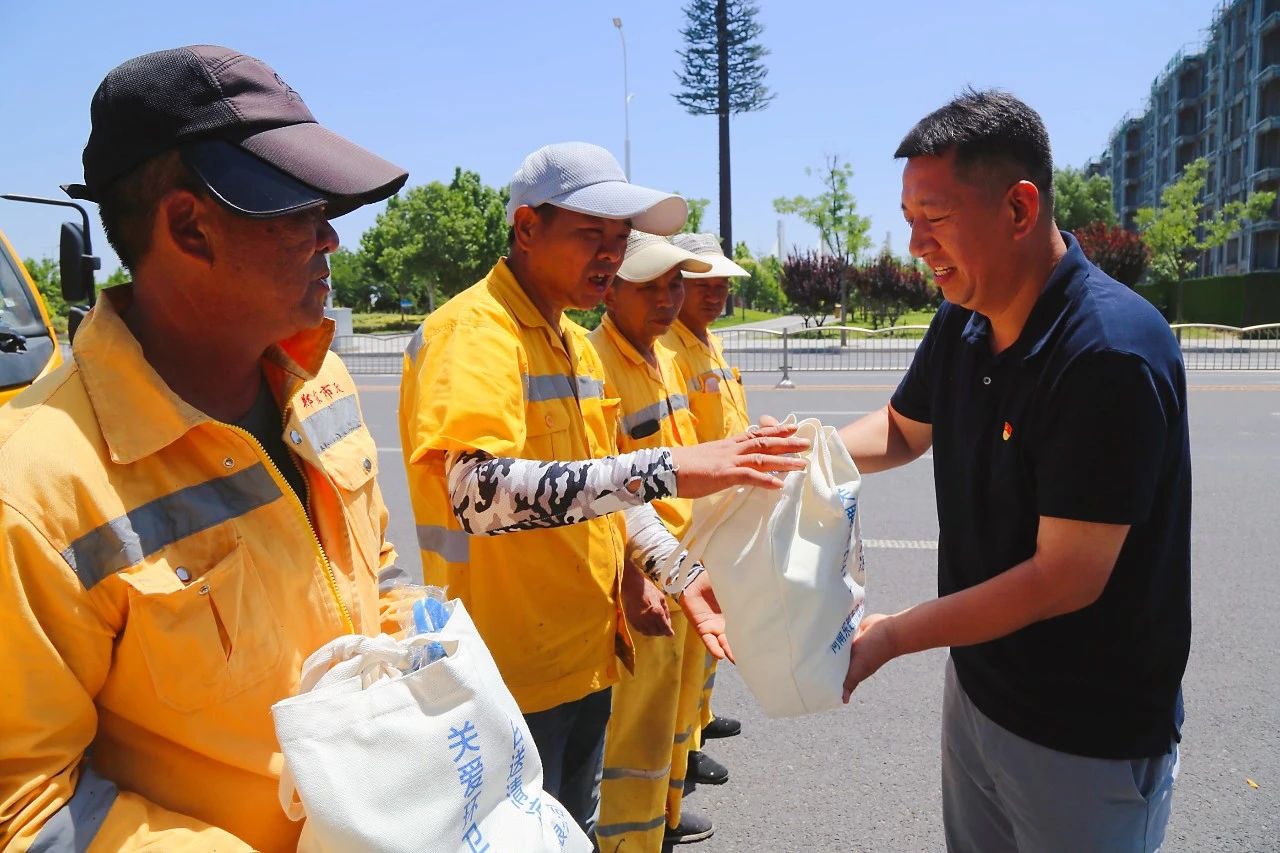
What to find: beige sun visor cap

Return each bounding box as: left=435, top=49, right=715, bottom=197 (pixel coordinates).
left=616, top=231, right=713, bottom=282
left=671, top=232, right=751, bottom=278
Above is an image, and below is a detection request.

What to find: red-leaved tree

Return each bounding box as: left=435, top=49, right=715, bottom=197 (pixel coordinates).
left=1074, top=221, right=1149, bottom=287
left=781, top=252, right=846, bottom=327
left=850, top=250, right=934, bottom=329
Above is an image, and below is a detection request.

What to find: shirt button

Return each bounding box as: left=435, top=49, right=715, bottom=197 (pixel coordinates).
left=198, top=584, right=210, bottom=596
left=223, top=457, right=234, bottom=468
left=544, top=414, right=554, bottom=428
left=290, top=430, right=303, bottom=445
left=174, top=567, right=191, bottom=583
left=363, top=458, right=372, bottom=472
left=982, top=376, right=992, bottom=386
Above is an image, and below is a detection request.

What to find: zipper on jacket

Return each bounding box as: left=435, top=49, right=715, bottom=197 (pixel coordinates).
left=223, top=421, right=356, bottom=635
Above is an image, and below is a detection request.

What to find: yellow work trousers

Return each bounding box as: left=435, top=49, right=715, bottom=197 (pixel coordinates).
left=691, top=653, right=718, bottom=753
left=596, top=603, right=706, bottom=852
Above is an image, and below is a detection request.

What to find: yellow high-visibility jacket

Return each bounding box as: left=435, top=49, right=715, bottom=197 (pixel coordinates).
left=0, top=289, right=399, bottom=852
left=662, top=320, right=750, bottom=443
left=588, top=315, right=697, bottom=539
left=399, top=260, right=629, bottom=715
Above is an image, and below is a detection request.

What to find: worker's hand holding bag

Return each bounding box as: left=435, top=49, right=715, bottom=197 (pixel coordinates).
left=669, top=416, right=865, bottom=718
left=271, top=601, right=591, bottom=853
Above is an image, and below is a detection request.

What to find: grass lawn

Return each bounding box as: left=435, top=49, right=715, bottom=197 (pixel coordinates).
left=711, top=308, right=786, bottom=329
left=351, top=312, right=427, bottom=334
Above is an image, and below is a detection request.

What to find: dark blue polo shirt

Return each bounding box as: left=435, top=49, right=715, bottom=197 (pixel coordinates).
left=891, top=232, right=1191, bottom=760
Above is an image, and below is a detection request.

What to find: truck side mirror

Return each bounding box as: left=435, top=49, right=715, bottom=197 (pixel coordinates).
left=1, top=193, right=101, bottom=345
left=59, top=221, right=99, bottom=303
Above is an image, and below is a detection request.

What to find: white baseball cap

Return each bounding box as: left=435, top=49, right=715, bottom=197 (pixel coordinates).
left=616, top=231, right=712, bottom=282
left=505, top=142, right=689, bottom=235
left=671, top=232, right=751, bottom=278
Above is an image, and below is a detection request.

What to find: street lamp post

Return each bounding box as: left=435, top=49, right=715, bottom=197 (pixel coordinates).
left=612, top=17, right=632, bottom=180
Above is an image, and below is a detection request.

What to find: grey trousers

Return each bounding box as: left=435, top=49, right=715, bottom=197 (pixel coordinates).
left=942, top=657, right=1178, bottom=853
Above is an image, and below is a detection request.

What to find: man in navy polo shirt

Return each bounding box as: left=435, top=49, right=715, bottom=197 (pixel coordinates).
left=837, top=89, right=1191, bottom=851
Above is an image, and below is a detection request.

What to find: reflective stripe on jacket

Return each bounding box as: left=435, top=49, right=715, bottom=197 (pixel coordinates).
left=0, top=288, right=398, bottom=852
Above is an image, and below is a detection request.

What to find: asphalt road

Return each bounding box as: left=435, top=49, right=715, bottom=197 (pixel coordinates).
left=354, top=369, right=1280, bottom=852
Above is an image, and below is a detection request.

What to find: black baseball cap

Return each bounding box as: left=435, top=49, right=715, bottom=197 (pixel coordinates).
left=64, top=45, right=408, bottom=219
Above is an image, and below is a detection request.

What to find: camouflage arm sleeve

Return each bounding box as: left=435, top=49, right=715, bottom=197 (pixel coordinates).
left=446, top=448, right=678, bottom=537
left=622, top=503, right=705, bottom=594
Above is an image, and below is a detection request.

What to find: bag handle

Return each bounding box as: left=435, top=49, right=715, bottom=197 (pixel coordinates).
left=278, top=759, right=307, bottom=822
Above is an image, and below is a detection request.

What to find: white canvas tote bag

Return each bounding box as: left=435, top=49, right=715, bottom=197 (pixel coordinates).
left=272, top=601, right=591, bottom=853
left=674, top=416, right=865, bottom=717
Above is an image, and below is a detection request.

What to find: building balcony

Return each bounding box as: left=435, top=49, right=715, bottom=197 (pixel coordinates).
left=1255, top=116, right=1280, bottom=134
left=1257, top=64, right=1280, bottom=87
left=1254, top=166, right=1280, bottom=183
left=1262, top=10, right=1280, bottom=34
left=1247, top=218, right=1280, bottom=232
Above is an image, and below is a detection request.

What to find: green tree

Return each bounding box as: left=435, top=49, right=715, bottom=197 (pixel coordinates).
left=734, top=253, right=786, bottom=314
left=1053, top=168, right=1116, bottom=233
left=774, top=155, right=872, bottom=327
left=679, top=195, right=711, bottom=233
left=329, top=247, right=390, bottom=311
left=23, top=257, right=65, bottom=319
left=773, top=155, right=873, bottom=262
left=674, top=0, right=773, bottom=254
left=1136, top=157, right=1276, bottom=285
left=359, top=168, right=509, bottom=314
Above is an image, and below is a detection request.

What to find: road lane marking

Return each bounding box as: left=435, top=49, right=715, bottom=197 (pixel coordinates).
left=864, top=539, right=938, bottom=549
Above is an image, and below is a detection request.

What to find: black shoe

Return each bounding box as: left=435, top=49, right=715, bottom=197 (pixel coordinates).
left=663, top=810, right=715, bottom=845
left=701, top=714, right=742, bottom=739
left=687, top=750, right=729, bottom=785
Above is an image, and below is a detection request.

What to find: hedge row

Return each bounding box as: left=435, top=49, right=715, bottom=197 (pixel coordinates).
left=1136, top=272, right=1280, bottom=327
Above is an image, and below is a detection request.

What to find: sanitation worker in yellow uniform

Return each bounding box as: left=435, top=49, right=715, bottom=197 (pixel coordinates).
left=589, top=232, right=718, bottom=849
left=0, top=46, right=411, bottom=851
left=399, top=142, right=808, bottom=839
left=664, top=233, right=754, bottom=783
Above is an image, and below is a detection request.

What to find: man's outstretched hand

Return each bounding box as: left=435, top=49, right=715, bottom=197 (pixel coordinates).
left=671, top=423, right=807, bottom=498
left=842, top=613, right=899, bottom=702
left=679, top=572, right=734, bottom=663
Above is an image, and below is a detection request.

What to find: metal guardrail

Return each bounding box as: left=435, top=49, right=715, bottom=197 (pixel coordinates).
left=717, top=326, right=929, bottom=376
left=331, top=332, right=414, bottom=375
left=1171, top=323, right=1280, bottom=370
left=333, top=323, right=1280, bottom=376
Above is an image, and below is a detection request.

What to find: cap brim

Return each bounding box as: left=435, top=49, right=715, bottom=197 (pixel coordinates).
left=548, top=181, right=688, bottom=236
left=183, top=123, right=408, bottom=220
left=616, top=244, right=712, bottom=282
left=240, top=123, right=408, bottom=214
left=682, top=256, right=751, bottom=278
left=182, top=140, right=332, bottom=218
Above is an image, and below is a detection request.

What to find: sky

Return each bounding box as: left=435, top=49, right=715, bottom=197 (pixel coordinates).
left=0, top=0, right=1227, bottom=277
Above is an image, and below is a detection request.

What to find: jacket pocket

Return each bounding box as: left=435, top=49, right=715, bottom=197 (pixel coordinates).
left=686, top=389, right=726, bottom=440
left=122, top=532, right=284, bottom=713
left=525, top=401, right=573, bottom=458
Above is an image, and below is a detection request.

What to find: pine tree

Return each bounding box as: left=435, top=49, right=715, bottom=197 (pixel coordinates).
left=674, top=0, right=774, bottom=259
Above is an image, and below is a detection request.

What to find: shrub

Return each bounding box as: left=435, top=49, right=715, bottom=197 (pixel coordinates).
left=1074, top=221, right=1149, bottom=287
